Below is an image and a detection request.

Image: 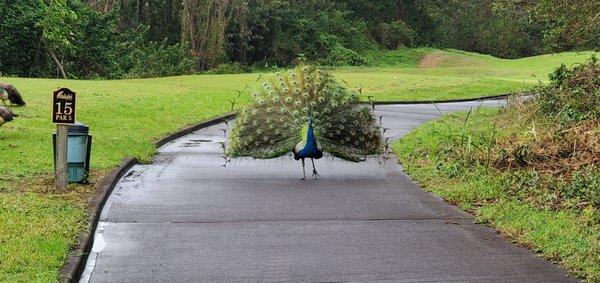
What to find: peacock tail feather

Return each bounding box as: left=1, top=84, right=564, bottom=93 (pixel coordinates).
left=227, top=65, right=382, bottom=162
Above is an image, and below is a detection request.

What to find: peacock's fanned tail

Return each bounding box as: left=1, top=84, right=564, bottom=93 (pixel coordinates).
left=227, top=65, right=382, bottom=162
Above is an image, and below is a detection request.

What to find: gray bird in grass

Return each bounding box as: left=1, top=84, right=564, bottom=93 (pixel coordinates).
left=0, top=83, right=26, bottom=106
left=0, top=106, right=17, bottom=127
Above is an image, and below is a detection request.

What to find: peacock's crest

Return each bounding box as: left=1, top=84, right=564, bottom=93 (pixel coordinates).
left=227, top=65, right=382, bottom=162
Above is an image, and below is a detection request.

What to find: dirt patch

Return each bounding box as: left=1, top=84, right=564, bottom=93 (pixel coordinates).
left=419, top=51, right=485, bottom=68
left=419, top=53, right=442, bottom=68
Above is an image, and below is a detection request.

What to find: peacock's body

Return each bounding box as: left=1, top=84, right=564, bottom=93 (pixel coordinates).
left=227, top=65, right=382, bottom=179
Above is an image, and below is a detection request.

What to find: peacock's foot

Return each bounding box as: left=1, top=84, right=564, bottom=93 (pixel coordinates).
left=300, top=176, right=308, bottom=181
left=312, top=170, right=320, bottom=179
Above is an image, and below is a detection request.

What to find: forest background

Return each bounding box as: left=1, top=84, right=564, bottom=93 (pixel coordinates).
left=1, top=0, right=599, bottom=79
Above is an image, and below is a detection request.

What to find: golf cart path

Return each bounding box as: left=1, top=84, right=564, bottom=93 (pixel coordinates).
left=82, top=100, right=576, bottom=282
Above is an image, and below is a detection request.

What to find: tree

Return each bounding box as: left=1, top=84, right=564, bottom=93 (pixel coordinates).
left=1, top=0, right=597, bottom=78
left=87, top=0, right=117, bottom=12
left=181, top=0, right=247, bottom=70
left=37, top=0, right=78, bottom=78
left=533, top=0, right=600, bottom=52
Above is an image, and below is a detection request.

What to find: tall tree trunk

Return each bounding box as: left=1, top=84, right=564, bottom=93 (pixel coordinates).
left=181, top=0, right=243, bottom=70
left=118, top=0, right=127, bottom=31
left=395, top=0, right=405, bottom=21
left=138, top=0, right=146, bottom=23
left=42, top=38, right=67, bottom=79
left=87, top=0, right=115, bottom=12
left=235, top=1, right=249, bottom=65
left=181, top=0, right=199, bottom=58
left=103, top=0, right=116, bottom=12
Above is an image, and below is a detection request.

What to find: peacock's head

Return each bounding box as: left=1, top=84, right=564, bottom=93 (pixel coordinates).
left=307, top=116, right=314, bottom=126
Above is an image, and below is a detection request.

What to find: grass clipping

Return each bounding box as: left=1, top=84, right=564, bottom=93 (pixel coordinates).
left=493, top=111, right=599, bottom=176
left=497, top=56, right=599, bottom=172
left=491, top=57, right=600, bottom=210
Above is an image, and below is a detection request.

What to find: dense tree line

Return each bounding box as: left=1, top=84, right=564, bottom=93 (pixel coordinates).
left=0, top=0, right=598, bottom=78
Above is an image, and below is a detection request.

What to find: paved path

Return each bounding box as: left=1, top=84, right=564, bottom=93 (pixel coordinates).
left=82, top=100, right=575, bottom=282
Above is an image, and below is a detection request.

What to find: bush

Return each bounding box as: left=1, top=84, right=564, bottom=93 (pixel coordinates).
left=113, top=27, right=195, bottom=78
left=536, top=56, right=600, bottom=124
left=322, top=44, right=366, bottom=67
left=375, top=20, right=417, bottom=49
left=207, top=62, right=249, bottom=74
left=564, top=166, right=600, bottom=208
left=0, top=1, right=47, bottom=77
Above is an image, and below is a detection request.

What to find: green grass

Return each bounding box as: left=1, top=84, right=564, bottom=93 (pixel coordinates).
left=0, top=194, right=86, bottom=282
left=0, top=48, right=596, bottom=281
left=362, top=47, right=435, bottom=67
left=0, top=74, right=251, bottom=281
left=393, top=108, right=600, bottom=280
left=340, top=49, right=596, bottom=101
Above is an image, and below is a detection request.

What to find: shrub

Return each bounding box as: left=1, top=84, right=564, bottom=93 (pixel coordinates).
left=113, top=26, right=195, bottom=78
left=322, top=44, right=366, bottom=67
left=536, top=56, right=600, bottom=124
left=563, top=166, right=600, bottom=208
left=375, top=20, right=417, bottom=49
left=122, top=41, right=194, bottom=78
left=208, top=62, right=249, bottom=74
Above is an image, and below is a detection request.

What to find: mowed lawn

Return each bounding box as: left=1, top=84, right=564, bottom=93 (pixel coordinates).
left=0, top=49, right=596, bottom=281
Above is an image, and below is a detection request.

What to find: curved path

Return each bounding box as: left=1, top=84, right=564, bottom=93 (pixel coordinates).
left=82, top=100, right=575, bottom=282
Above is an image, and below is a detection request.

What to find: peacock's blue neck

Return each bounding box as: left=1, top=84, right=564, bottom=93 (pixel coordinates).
left=295, top=118, right=322, bottom=159
left=306, top=121, right=316, bottom=145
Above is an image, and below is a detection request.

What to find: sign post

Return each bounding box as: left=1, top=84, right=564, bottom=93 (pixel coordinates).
left=53, top=88, right=76, bottom=190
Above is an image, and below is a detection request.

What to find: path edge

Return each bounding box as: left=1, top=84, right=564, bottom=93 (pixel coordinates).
left=59, top=157, right=137, bottom=283
left=59, top=112, right=237, bottom=282
left=370, top=94, right=508, bottom=105
left=154, top=112, right=237, bottom=147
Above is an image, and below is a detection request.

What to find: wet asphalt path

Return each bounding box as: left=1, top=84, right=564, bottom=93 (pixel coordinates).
left=82, top=100, right=575, bottom=282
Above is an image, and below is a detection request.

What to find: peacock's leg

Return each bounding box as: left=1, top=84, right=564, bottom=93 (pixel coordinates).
left=300, top=158, right=307, bottom=180
left=311, top=158, right=320, bottom=178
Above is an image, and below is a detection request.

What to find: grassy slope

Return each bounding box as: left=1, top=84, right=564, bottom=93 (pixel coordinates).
left=0, top=49, right=596, bottom=281
left=393, top=108, right=599, bottom=280
left=346, top=49, right=596, bottom=101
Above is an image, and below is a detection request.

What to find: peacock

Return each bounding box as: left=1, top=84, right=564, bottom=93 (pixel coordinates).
left=0, top=106, right=17, bottom=127
left=227, top=65, right=382, bottom=179
left=0, top=83, right=26, bottom=106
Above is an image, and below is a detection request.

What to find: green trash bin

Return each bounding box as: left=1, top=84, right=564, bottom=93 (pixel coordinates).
left=53, top=122, right=92, bottom=183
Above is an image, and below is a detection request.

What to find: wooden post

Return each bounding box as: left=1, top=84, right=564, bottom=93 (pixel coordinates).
left=53, top=87, right=76, bottom=190
left=55, top=124, right=68, bottom=190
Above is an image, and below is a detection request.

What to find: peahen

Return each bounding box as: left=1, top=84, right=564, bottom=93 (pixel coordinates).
left=227, top=65, right=382, bottom=179
left=0, top=106, right=17, bottom=127
left=0, top=83, right=25, bottom=106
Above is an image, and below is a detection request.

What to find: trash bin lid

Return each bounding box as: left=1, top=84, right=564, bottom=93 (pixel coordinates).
left=68, top=121, right=89, bottom=133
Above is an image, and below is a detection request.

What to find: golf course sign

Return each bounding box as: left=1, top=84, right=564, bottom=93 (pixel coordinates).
left=53, top=88, right=76, bottom=124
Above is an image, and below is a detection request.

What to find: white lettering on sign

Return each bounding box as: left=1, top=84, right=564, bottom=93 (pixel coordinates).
left=56, top=92, right=74, bottom=100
